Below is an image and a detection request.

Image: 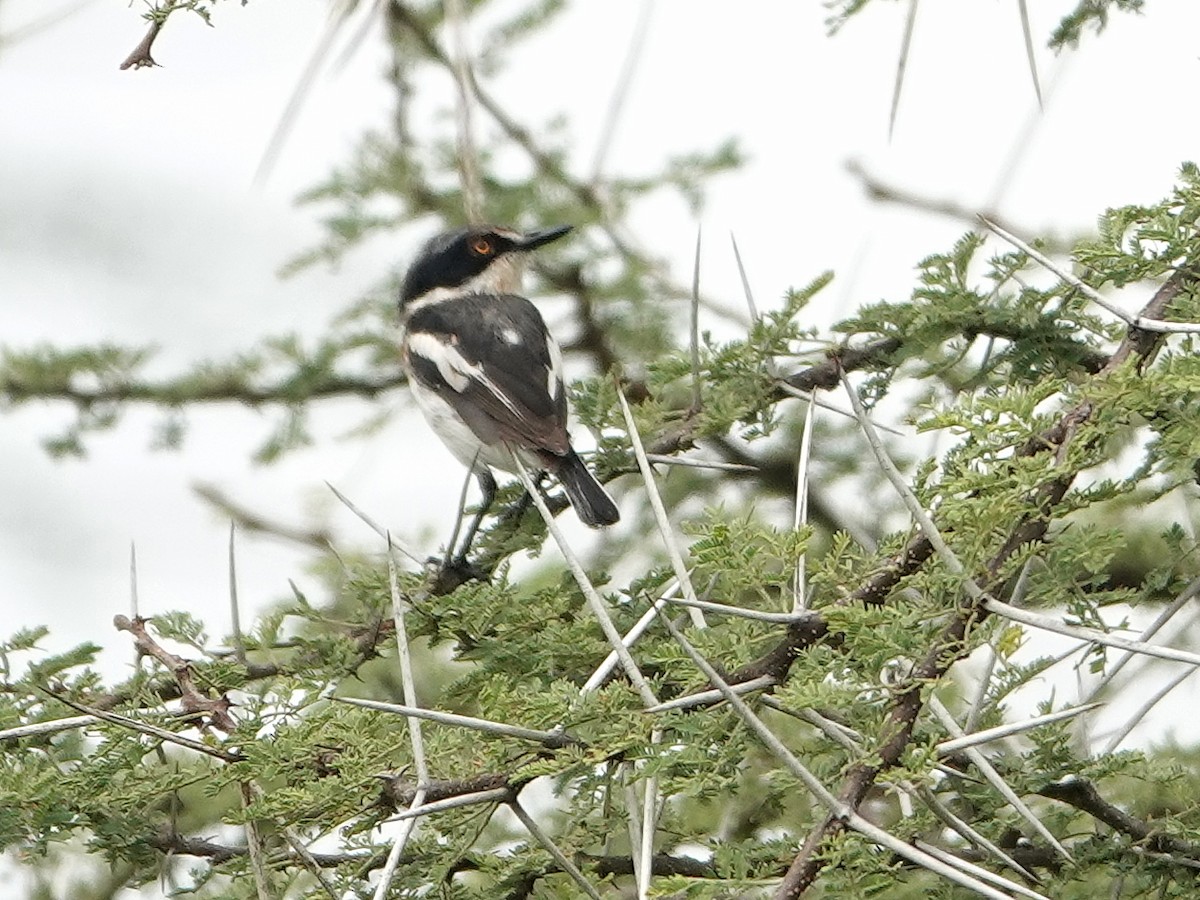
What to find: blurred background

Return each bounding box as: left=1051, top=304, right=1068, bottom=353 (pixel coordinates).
left=1, top=0, right=1198, bottom=727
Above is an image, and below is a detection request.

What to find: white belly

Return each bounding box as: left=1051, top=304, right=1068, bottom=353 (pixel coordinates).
left=408, top=378, right=541, bottom=474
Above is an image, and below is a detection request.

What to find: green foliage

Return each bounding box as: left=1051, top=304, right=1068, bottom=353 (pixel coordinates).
left=8, top=1, right=1200, bottom=898
left=1051, top=0, right=1148, bottom=49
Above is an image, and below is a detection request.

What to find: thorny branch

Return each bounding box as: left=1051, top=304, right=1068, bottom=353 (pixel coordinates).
left=774, top=268, right=1196, bottom=899
left=113, top=614, right=236, bottom=731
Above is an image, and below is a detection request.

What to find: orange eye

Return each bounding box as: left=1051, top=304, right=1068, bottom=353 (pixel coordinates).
left=470, top=238, right=493, bottom=256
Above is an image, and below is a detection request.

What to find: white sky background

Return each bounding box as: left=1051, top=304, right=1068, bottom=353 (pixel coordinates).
left=2, top=0, right=1200, bottom=753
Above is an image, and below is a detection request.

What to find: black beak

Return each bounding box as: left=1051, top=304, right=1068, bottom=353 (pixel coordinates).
left=518, top=224, right=572, bottom=250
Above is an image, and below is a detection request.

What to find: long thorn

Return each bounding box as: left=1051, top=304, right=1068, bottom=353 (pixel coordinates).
left=228, top=522, right=246, bottom=665
left=615, top=386, right=706, bottom=628
left=510, top=798, right=604, bottom=900
left=334, top=696, right=579, bottom=748
left=512, top=453, right=659, bottom=707
left=1016, top=0, right=1043, bottom=110
left=889, top=0, right=919, bottom=140
left=690, top=226, right=703, bottom=411
left=793, top=396, right=816, bottom=612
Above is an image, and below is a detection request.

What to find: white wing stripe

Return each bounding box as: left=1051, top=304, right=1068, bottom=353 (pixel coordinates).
left=546, top=332, right=564, bottom=400
left=407, top=331, right=523, bottom=418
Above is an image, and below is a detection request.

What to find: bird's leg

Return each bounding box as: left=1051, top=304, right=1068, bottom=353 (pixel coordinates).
left=499, top=470, right=546, bottom=525
left=453, top=468, right=496, bottom=564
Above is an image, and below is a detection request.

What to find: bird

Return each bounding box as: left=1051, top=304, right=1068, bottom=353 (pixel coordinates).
left=398, top=223, right=620, bottom=560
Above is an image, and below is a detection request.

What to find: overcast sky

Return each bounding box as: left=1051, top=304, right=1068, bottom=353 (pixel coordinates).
left=2, top=0, right=1200, bottom=746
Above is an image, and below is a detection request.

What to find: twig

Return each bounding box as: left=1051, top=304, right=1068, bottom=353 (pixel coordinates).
left=793, top=396, right=815, bottom=612
left=928, top=696, right=1071, bottom=860
left=654, top=614, right=1019, bottom=900
left=445, top=0, right=483, bottom=222
left=372, top=535, right=431, bottom=900
left=776, top=381, right=905, bottom=436
left=645, top=675, right=776, bottom=714
left=690, top=226, right=703, bottom=411
left=119, top=5, right=173, bottom=70
left=40, top=691, right=241, bottom=763
left=254, top=0, right=374, bottom=184
left=643, top=453, right=757, bottom=473
left=1101, top=665, right=1195, bottom=754
left=1016, top=0, right=1043, bottom=109
left=615, top=385, right=706, bottom=628
left=228, top=523, right=246, bottom=665
left=512, top=453, right=659, bottom=708
left=889, top=0, right=919, bottom=140
left=325, top=482, right=424, bottom=565
left=914, top=839, right=1049, bottom=900
left=194, top=482, right=332, bottom=550
left=129, top=542, right=140, bottom=619
left=915, top=785, right=1039, bottom=883
left=638, top=728, right=662, bottom=899
left=759, top=698, right=863, bottom=751
left=659, top=594, right=806, bottom=624
left=373, top=788, right=427, bottom=897
left=334, top=696, right=581, bottom=749
left=1039, top=776, right=1200, bottom=860
left=581, top=577, right=680, bottom=693
left=936, top=702, right=1102, bottom=755
left=510, top=798, right=604, bottom=900
left=240, top=783, right=275, bottom=900
left=0, top=714, right=98, bottom=742
left=589, top=3, right=653, bottom=181
left=113, top=615, right=236, bottom=731
left=980, top=216, right=1200, bottom=334
left=387, top=787, right=510, bottom=822
left=983, top=598, right=1200, bottom=667
left=1082, top=574, right=1200, bottom=703
left=730, top=231, right=759, bottom=321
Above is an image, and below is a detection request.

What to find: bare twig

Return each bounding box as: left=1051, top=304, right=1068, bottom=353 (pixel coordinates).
left=512, top=453, right=659, bottom=708
left=983, top=598, right=1200, bottom=667
left=326, top=482, right=423, bottom=565
left=0, top=714, right=98, bottom=742
left=240, top=782, right=275, bottom=900
left=445, top=0, right=483, bottom=221
left=928, top=696, right=1071, bottom=860
left=616, top=385, right=706, bottom=628
left=228, top=523, right=246, bottom=665
left=387, top=787, right=510, bottom=822
left=654, top=614, right=1019, bottom=900
left=1016, top=0, right=1043, bottom=108
left=889, top=0, right=919, bottom=139
left=981, top=217, right=1200, bottom=334
left=113, top=615, right=236, bottom=731
left=730, top=231, right=759, bottom=322
left=510, top=798, right=604, bottom=900
left=40, top=692, right=241, bottom=763
left=589, top=3, right=653, bottom=181
left=690, top=226, right=703, bottom=411
left=1102, top=665, right=1195, bottom=754
left=793, top=396, right=815, bottom=612
left=372, top=535, right=431, bottom=900
left=119, top=6, right=172, bottom=70
left=334, top=696, right=581, bottom=749
left=936, top=702, right=1102, bottom=755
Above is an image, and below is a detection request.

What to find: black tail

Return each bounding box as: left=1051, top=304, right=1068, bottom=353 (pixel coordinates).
left=556, top=450, right=619, bottom=527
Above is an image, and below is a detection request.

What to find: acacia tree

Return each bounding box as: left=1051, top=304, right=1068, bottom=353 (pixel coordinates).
left=4, top=1, right=1199, bottom=898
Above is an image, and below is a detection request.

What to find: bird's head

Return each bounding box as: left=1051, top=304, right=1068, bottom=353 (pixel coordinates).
left=400, top=224, right=572, bottom=311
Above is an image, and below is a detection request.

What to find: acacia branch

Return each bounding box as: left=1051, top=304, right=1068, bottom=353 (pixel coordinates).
left=775, top=268, right=1194, bottom=898
left=113, top=614, right=236, bottom=731
left=119, top=9, right=172, bottom=71
left=1038, top=776, right=1200, bottom=859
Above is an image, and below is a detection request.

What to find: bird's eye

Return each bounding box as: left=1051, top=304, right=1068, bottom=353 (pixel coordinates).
left=470, top=238, right=493, bottom=256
